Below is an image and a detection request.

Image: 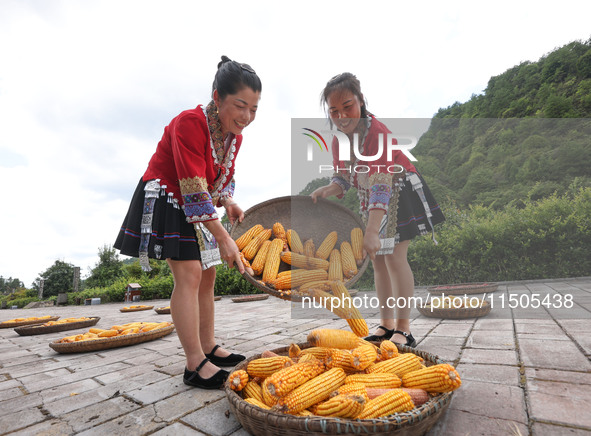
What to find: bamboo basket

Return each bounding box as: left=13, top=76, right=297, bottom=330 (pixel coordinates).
left=15, top=317, right=100, bottom=336
left=230, top=195, right=370, bottom=301
left=225, top=342, right=453, bottom=436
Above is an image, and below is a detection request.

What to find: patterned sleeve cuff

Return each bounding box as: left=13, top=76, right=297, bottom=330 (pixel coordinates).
left=182, top=191, right=218, bottom=222
left=330, top=176, right=350, bottom=199
left=368, top=183, right=392, bottom=211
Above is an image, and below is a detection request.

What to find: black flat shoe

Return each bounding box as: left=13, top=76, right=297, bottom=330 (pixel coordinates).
left=391, top=330, right=417, bottom=348
left=364, top=325, right=395, bottom=342
left=183, top=358, right=229, bottom=389
left=205, top=344, right=246, bottom=367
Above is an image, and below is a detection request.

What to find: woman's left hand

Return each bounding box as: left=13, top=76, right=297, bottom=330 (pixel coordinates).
left=363, top=231, right=382, bottom=261
left=225, top=203, right=244, bottom=224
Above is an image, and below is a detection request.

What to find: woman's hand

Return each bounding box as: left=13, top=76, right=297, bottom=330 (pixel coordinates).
left=217, top=235, right=245, bottom=274
left=224, top=202, right=244, bottom=225
left=363, top=230, right=382, bottom=261
left=311, top=183, right=343, bottom=203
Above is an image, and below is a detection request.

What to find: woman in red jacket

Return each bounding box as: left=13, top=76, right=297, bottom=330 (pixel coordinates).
left=115, top=56, right=261, bottom=389
left=311, top=73, right=444, bottom=347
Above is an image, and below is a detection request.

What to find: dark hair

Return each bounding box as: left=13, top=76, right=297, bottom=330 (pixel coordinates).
left=320, top=72, right=371, bottom=120
left=211, top=55, right=262, bottom=99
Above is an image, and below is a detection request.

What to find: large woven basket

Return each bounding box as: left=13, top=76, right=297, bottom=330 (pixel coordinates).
left=15, top=317, right=100, bottom=336
left=427, top=282, right=498, bottom=296
left=0, top=316, right=60, bottom=328
left=225, top=343, right=453, bottom=436
left=418, top=301, right=491, bottom=319
left=230, top=195, right=369, bottom=301
left=48, top=325, right=175, bottom=354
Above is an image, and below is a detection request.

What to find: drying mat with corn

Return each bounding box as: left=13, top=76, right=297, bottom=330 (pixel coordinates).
left=154, top=306, right=171, bottom=314
left=0, top=316, right=60, bottom=328
left=418, top=302, right=491, bottom=319
left=232, top=295, right=269, bottom=303
left=49, top=324, right=175, bottom=354
left=225, top=342, right=455, bottom=436
left=14, top=317, right=100, bottom=336
left=426, top=282, right=498, bottom=295
left=120, top=305, right=154, bottom=312
left=230, top=195, right=369, bottom=302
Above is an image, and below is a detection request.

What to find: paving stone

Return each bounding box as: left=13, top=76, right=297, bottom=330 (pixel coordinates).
left=44, top=384, right=122, bottom=416
left=61, top=396, right=141, bottom=433
left=0, top=406, right=46, bottom=433
left=76, top=405, right=164, bottom=436
left=0, top=391, right=42, bottom=417
left=428, top=323, right=473, bottom=337
left=455, top=363, right=521, bottom=386
left=466, top=329, right=515, bottom=349
left=519, top=338, right=591, bottom=370
left=153, top=388, right=225, bottom=422
left=181, top=398, right=241, bottom=436
left=525, top=367, right=591, bottom=385
left=448, top=380, right=527, bottom=422
left=18, top=368, right=74, bottom=393
left=427, top=408, right=529, bottom=436
left=6, top=418, right=74, bottom=436
left=39, top=378, right=102, bottom=403
left=461, top=348, right=519, bottom=365
left=0, top=386, right=25, bottom=402
left=150, top=422, right=207, bottom=435
left=473, top=318, right=515, bottom=331
left=528, top=378, right=591, bottom=428
left=532, top=422, right=591, bottom=435
left=416, top=335, right=464, bottom=362
left=125, top=374, right=191, bottom=405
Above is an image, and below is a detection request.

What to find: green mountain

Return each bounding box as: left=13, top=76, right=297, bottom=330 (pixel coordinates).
left=414, top=38, right=591, bottom=209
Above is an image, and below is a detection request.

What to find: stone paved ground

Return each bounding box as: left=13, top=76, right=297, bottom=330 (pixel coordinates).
left=0, top=277, right=590, bottom=435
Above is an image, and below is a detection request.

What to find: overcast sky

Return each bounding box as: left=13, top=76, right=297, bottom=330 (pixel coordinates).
left=1, top=0, right=590, bottom=287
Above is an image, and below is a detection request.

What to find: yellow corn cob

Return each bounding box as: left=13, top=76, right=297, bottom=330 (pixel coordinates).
left=328, top=249, right=343, bottom=281
left=350, top=227, right=364, bottom=266
left=297, top=353, right=318, bottom=364
left=313, top=394, right=366, bottom=419
left=242, top=228, right=272, bottom=260
left=326, top=348, right=357, bottom=372
left=340, top=241, right=358, bottom=278
left=242, top=380, right=265, bottom=403
left=246, top=356, right=292, bottom=378
left=401, top=364, right=462, bottom=393
left=239, top=252, right=253, bottom=274
left=265, top=359, right=325, bottom=398
left=98, top=329, right=119, bottom=338
left=261, top=378, right=279, bottom=406
left=357, top=389, right=415, bottom=419
left=307, top=328, right=360, bottom=349
left=244, top=397, right=271, bottom=410
left=229, top=369, right=249, bottom=391
left=297, top=409, right=314, bottom=417
left=345, top=373, right=402, bottom=389
left=336, top=382, right=370, bottom=402
left=272, top=269, right=328, bottom=290
left=89, top=328, right=106, bottom=334
left=272, top=222, right=288, bottom=244
left=275, top=367, right=346, bottom=414
left=280, top=252, right=329, bottom=270
left=298, top=280, right=331, bottom=294
left=235, top=224, right=264, bottom=250
left=299, top=347, right=333, bottom=363
left=316, top=231, right=338, bottom=260
left=378, top=340, right=399, bottom=360
left=367, top=353, right=424, bottom=377
left=328, top=281, right=369, bottom=337
left=286, top=229, right=304, bottom=254
left=303, top=238, right=316, bottom=258
left=251, top=240, right=272, bottom=275
left=262, top=238, right=284, bottom=283
left=351, top=344, right=378, bottom=370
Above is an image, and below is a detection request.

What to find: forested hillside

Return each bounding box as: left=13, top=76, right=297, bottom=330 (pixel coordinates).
left=414, top=38, right=591, bottom=209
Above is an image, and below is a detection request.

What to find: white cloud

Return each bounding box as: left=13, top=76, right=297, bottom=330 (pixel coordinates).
left=1, top=0, right=590, bottom=286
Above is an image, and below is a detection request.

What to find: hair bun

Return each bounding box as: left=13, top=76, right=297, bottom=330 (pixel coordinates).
left=218, top=55, right=232, bottom=69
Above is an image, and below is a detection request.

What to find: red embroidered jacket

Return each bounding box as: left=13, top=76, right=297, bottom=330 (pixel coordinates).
left=331, top=116, right=416, bottom=214
left=143, top=105, right=241, bottom=222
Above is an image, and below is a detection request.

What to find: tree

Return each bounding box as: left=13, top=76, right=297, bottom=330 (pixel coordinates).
left=0, top=276, right=24, bottom=295
left=84, top=245, right=124, bottom=289
left=33, top=260, right=75, bottom=297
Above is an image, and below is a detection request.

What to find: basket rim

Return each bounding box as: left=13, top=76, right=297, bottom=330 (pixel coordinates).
left=225, top=341, right=454, bottom=433
left=14, top=317, right=100, bottom=336
left=48, top=324, right=175, bottom=353
left=426, top=282, right=499, bottom=295
left=230, top=195, right=370, bottom=301
left=417, top=303, right=491, bottom=319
